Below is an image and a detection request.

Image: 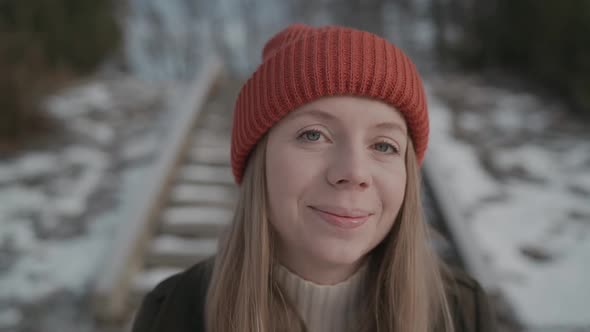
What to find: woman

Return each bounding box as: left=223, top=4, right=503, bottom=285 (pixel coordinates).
left=132, top=23, right=497, bottom=332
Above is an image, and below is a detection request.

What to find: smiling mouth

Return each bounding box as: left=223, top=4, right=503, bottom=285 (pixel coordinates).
left=308, top=206, right=372, bottom=229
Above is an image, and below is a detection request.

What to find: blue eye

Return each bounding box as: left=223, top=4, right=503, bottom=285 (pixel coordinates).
left=374, top=141, right=399, bottom=154
left=299, top=130, right=322, bottom=141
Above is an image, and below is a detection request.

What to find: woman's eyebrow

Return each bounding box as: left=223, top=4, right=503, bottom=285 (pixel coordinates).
left=374, top=122, right=407, bottom=135
left=288, top=109, right=336, bottom=122
left=290, top=109, right=407, bottom=135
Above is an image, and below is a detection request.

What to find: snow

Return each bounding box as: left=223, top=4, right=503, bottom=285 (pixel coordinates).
left=426, top=78, right=590, bottom=328
left=163, top=206, right=233, bottom=225
left=171, top=184, right=236, bottom=205
left=0, top=187, right=47, bottom=220
left=70, top=117, right=116, bottom=146
left=45, top=82, right=114, bottom=118
left=133, top=267, right=182, bottom=294
left=121, top=133, right=159, bottom=163
left=63, top=145, right=109, bottom=170
left=0, top=74, right=174, bottom=331
left=426, top=94, right=504, bottom=217
left=124, top=0, right=214, bottom=80
left=15, top=154, right=61, bottom=181
left=0, top=166, right=151, bottom=304
left=177, top=165, right=234, bottom=184
left=0, top=224, right=108, bottom=302
left=0, top=165, right=16, bottom=186
left=470, top=183, right=590, bottom=327
left=0, top=218, right=36, bottom=254
left=0, top=308, right=22, bottom=329
left=188, top=146, right=231, bottom=164
left=151, top=236, right=218, bottom=255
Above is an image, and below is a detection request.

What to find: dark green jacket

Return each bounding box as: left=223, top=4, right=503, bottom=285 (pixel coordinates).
left=131, top=257, right=497, bottom=331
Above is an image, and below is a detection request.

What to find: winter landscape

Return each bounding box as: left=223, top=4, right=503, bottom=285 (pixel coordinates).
left=1, top=0, right=588, bottom=331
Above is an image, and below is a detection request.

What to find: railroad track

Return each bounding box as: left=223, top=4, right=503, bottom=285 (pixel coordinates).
left=92, top=56, right=235, bottom=323
left=91, top=56, right=508, bottom=329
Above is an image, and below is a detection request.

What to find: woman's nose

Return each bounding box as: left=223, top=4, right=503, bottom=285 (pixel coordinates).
left=326, top=145, right=372, bottom=190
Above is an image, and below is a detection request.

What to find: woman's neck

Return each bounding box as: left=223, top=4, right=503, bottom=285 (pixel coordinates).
left=273, top=261, right=368, bottom=332
left=276, top=251, right=367, bottom=285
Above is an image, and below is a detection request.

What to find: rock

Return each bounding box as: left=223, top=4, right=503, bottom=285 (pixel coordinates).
left=568, top=184, right=590, bottom=197
left=569, top=210, right=590, bottom=222
left=520, top=245, right=554, bottom=263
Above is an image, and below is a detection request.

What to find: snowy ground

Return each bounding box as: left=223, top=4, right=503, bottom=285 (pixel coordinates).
left=0, top=75, right=184, bottom=331
left=427, top=73, right=590, bottom=331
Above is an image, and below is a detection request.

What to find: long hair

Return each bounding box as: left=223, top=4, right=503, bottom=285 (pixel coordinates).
left=206, top=134, right=454, bottom=332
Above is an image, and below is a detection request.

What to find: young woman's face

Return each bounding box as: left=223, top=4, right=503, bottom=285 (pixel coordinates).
left=266, top=96, right=408, bottom=280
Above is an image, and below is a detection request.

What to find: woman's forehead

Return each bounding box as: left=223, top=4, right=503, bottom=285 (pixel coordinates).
left=282, top=96, right=408, bottom=133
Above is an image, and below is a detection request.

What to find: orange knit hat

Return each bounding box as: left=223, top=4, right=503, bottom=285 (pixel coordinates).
left=231, top=23, right=429, bottom=184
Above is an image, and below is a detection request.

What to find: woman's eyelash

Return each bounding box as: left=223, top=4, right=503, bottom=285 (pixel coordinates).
left=297, top=129, right=324, bottom=141
left=374, top=140, right=400, bottom=154
left=298, top=130, right=399, bottom=154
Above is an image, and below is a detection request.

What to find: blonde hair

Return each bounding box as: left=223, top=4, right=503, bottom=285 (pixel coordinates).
left=206, top=134, right=454, bottom=332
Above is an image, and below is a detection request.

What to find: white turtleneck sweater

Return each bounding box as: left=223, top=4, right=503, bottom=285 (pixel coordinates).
left=274, top=264, right=368, bottom=332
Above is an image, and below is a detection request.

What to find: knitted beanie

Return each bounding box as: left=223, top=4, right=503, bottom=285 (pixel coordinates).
left=231, top=23, right=429, bottom=184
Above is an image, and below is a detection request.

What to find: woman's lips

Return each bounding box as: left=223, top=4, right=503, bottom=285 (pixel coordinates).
left=309, top=206, right=371, bottom=229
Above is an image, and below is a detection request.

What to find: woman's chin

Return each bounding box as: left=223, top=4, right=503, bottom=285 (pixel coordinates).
left=307, top=242, right=368, bottom=269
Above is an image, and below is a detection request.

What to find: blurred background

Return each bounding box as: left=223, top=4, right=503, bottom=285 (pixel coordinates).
left=0, top=0, right=589, bottom=331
